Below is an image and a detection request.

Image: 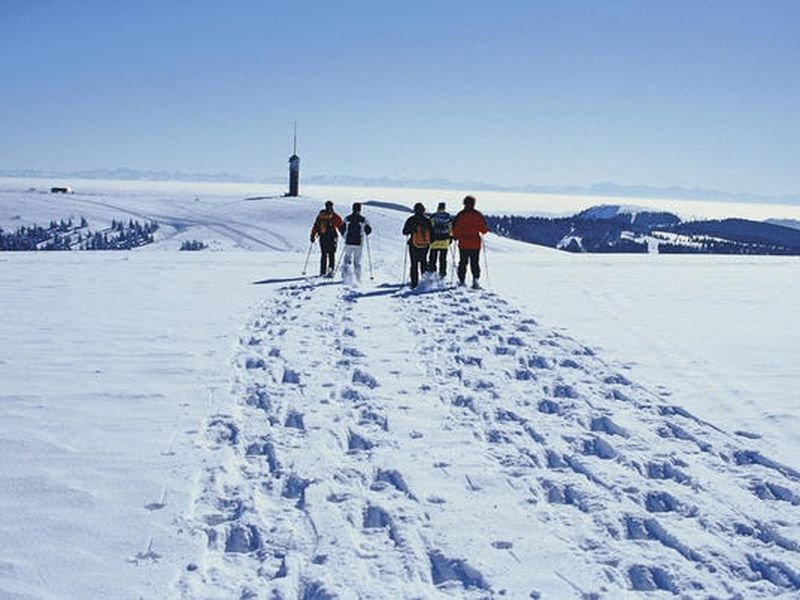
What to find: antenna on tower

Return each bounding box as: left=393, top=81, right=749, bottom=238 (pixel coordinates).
left=293, top=120, right=297, bottom=155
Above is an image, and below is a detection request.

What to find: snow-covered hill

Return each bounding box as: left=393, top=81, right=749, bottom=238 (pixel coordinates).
left=1, top=178, right=798, bottom=598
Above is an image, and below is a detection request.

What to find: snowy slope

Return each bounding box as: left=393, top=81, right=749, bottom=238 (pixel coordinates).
left=1, top=178, right=799, bottom=598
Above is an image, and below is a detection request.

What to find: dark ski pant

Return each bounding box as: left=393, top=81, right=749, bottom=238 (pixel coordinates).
left=408, top=245, right=429, bottom=288
left=457, top=248, right=481, bottom=283
left=319, top=242, right=337, bottom=275
left=429, top=248, right=448, bottom=277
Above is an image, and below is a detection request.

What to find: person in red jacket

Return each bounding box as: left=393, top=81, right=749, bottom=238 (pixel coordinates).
left=451, top=195, right=489, bottom=288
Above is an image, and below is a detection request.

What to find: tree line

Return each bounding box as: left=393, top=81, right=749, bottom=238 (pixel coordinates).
left=0, top=217, right=159, bottom=251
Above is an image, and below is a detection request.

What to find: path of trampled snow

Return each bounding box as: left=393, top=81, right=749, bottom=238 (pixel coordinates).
left=177, top=274, right=800, bottom=598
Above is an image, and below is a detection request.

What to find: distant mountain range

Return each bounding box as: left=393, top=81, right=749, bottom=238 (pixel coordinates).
left=488, top=204, right=800, bottom=255
left=1, top=167, right=798, bottom=206
left=0, top=167, right=267, bottom=184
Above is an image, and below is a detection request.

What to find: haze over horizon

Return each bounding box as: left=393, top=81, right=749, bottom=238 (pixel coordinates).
left=2, top=1, right=799, bottom=199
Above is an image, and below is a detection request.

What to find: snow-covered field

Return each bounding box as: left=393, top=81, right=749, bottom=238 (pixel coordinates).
left=1, top=177, right=799, bottom=598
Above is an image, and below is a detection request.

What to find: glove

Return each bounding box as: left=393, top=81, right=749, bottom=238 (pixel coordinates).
left=310, top=235, right=315, bottom=243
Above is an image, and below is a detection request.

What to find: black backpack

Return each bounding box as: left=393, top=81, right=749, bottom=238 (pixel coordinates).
left=431, top=212, right=451, bottom=241
left=344, top=214, right=369, bottom=245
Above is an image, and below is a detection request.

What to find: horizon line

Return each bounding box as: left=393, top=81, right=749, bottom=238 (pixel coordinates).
left=1, top=166, right=798, bottom=207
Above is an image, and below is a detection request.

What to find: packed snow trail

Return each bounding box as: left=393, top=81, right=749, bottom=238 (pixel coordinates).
left=178, top=277, right=800, bottom=599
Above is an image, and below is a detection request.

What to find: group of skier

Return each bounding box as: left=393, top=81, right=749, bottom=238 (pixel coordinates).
left=309, top=196, right=488, bottom=289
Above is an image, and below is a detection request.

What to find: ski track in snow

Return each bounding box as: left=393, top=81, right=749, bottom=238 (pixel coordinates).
left=176, top=277, right=800, bottom=599
left=70, top=194, right=294, bottom=250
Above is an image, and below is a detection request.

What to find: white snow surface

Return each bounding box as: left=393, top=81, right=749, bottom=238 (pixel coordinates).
left=1, top=178, right=799, bottom=599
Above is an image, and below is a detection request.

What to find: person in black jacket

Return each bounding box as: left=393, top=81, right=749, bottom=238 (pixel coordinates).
left=402, top=202, right=432, bottom=288
left=338, top=202, right=372, bottom=284
left=428, top=201, right=452, bottom=278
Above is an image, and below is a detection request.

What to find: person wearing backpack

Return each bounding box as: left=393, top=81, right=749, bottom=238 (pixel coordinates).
left=338, top=202, right=372, bottom=284
left=310, top=200, right=344, bottom=277
left=402, top=202, right=432, bottom=289
left=428, top=201, right=452, bottom=278
left=452, top=195, right=489, bottom=289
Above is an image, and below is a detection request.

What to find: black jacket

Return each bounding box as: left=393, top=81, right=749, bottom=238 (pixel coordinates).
left=340, top=213, right=372, bottom=246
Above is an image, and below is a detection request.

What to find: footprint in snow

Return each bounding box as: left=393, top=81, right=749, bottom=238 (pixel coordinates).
left=352, top=369, right=378, bottom=389
left=222, top=524, right=262, bottom=554
left=244, top=357, right=266, bottom=370
left=362, top=504, right=392, bottom=529
left=284, top=410, right=305, bottom=431
left=580, top=436, right=618, bottom=460
left=371, top=468, right=414, bottom=498
left=207, top=416, right=239, bottom=446
left=281, top=368, right=301, bottom=384
left=428, top=550, right=490, bottom=591
left=359, top=409, right=388, bottom=431
left=552, top=384, right=578, bottom=399
left=348, top=431, right=374, bottom=452
left=590, top=416, right=629, bottom=438
left=342, top=346, right=365, bottom=357
left=514, top=368, right=536, bottom=381
left=203, top=498, right=244, bottom=526
left=559, top=358, right=583, bottom=369
left=750, top=481, right=800, bottom=505
left=282, top=474, right=311, bottom=508
left=527, top=355, right=552, bottom=369
left=537, top=399, right=563, bottom=415
left=341, top=387, right=365, bottom=402
left=604, top=373, right=631, bottom=385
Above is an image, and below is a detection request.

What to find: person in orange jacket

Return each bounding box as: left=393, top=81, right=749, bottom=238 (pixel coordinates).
left=310, top=200, right=344, bottom=277
left=402, top=202, right=433, bottom=289
left=451, top=195, right=489, bottom=289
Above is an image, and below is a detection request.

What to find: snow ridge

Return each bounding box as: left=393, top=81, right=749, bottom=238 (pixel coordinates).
left=178, top=277, right=800, bottom=598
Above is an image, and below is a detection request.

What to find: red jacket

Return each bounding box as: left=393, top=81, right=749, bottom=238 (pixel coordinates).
left=452, top=208, right=488, bottom=250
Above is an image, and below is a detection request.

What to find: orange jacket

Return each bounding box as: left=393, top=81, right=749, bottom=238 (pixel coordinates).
left=310, top=210, right=343, bottom=241
left=452, top=208, right=488, bottom=250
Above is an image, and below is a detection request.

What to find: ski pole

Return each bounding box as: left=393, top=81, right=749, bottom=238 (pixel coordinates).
left=301, top=241, right=313, bottom=275
left=449, top=243, right=456, bottom=286
left=482, top=236, right=490, bottom=288
left=365, top=234, right=375, bottom=281
left=332, top=244, right=347, bottom=278
left=401, top=238, right=408, bottom=285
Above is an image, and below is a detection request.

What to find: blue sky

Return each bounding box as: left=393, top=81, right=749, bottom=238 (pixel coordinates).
left=1, top=0, right=799, bottom=196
